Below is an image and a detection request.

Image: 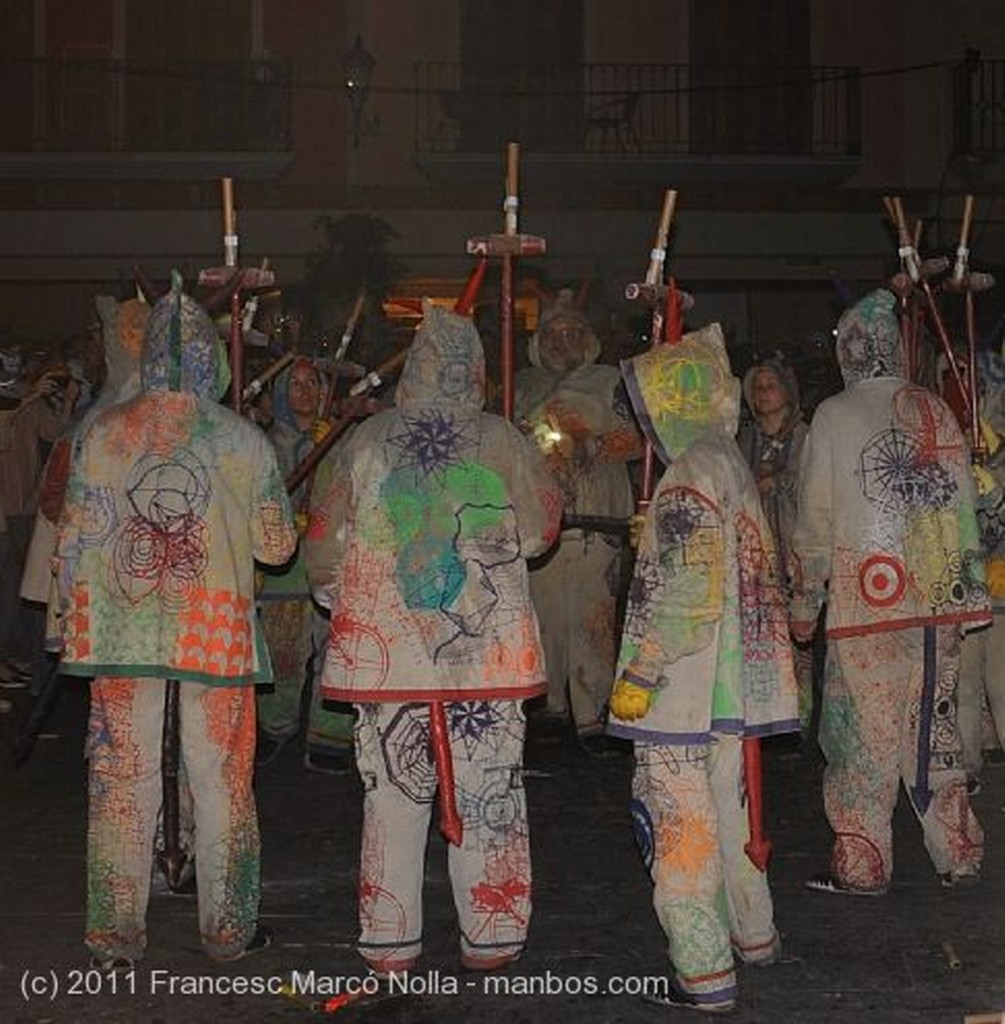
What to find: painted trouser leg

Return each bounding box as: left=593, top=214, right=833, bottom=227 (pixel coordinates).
left=181, top=682, right=260, bottom=959
left=632, top=743, right=738, bottom=1008
left=449, top=700, right=531, bottom=961
left=708, top=735, right=779, bottom=964
left=821, top=629, right=982, bottom=889
left=256, top=597, right=314, bottom=742
left=86, top=677, right=162, bottom=961
left=355, top=702, right=434, bottom=966
left=530, top=533, right=620, bottom=732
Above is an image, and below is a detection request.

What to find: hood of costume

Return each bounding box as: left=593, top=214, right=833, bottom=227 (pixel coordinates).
left=609, top=322, right=799, bottom=743
left=790, top=288, right=990, bottom=635
left=305, top=299, right=563, bottom=703
left=55, top=271, right=296, bottom=685
left=834, top=288, right=904, bottom=385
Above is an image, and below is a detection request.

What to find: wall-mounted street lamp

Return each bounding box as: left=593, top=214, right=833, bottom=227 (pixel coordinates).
left=343, top=33, right=376, bottom=147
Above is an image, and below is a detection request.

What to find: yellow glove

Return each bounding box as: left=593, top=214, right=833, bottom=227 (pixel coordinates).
left=628, top=513, right=646, bottom=550
left=972, top=462, right=996, bottom=498
left=312, top=418, right=332, bottom=444
left=980, top=416, right=1000, bottom=457
left=609, top=679, right=652, bottom=722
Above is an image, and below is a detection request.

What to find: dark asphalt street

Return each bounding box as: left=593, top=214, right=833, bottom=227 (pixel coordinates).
left=2, top=680, right=1004, bottom=1023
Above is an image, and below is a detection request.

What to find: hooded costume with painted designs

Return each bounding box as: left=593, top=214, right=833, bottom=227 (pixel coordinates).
left=789, top=288, right=986, bottom=895
left=790, top=288, right=989, bottom=637
left=305, top=303, right=562, bottom=972
left=608, top=323, right=799, bottom=743
left=306, top=302, right=561, bottom=701
left=56, top=274, right=297, bottom=685
left=606, top=324, right=798, bottom=1011
left=53, top=274, right=297, bottom=967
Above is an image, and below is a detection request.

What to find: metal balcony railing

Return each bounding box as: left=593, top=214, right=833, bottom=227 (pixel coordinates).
left=0, top=57, right=292, bottom=153
left=414, top=62, right=861, bottom=159
left=953, top=55, right=1005, bottom=156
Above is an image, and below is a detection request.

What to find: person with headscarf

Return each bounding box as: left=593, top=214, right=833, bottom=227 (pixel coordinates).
left=305, top=301, right=561, bottom=975
left=54, top=272, right=297, bottom=970
left=737, top=355, right=814, bottom=732
left=255, top=355, right=355, bottom=774
left=0, top=351, right=78, bottom=687
left=789, top=288, right=989, bottom=897
left=513, top=289, right=643, bottom=756
left=956, top=347, right=1005, bottom=793
left=606, top=323, right=799, bottom=1014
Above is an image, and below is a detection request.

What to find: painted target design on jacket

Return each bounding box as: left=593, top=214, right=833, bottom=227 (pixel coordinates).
left=858, top=554, right=907, bottom=608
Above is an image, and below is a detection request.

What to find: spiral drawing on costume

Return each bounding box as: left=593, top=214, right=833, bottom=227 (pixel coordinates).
left=380, top=704, right=437, bottom=804
left=328, top=615, right=390, bottom=689
left=109, top=449, right=210, bottom=608
left=464, top=768, right=523, bottom=844
left=859, top=428, right=956, bottom=513
left=631, top=798, right=656, bottom=871
left=857, top=554, right=907, bottom=609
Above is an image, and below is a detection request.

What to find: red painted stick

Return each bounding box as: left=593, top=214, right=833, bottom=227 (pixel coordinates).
left=428, top=702, right=463, bottom=846
left=743, top=735, right=772, bottom=871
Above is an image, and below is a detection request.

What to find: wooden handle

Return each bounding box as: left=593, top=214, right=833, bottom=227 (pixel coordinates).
left=645, top=189, right=678, bottom=286
left=891, top=196, right=912, bottom=246
left=222, top=178, right=235, bottom=235
left=505, top=142, right=520, bottom=236
left=959, top=195, right=975, bottom=250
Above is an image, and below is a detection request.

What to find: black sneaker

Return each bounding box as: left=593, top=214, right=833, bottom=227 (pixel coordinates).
left=940, top=869, right=980, bottom=889
left=642, top=981, right=736, bottom=1014
left=89, top=954, right=135, bottom=974
left=966, top=776, right=981, bottom=797
left=214, top=925, right=274, bottom=962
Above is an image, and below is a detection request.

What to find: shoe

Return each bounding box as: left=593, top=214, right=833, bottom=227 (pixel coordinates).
left=213, top=925, right=273, bottom=962
left=805, top=871, right=888, bottom=897
left=305, top=748, right=353, bottom=776
left=577, top=733, right=630, bottom=760
left=89, top=954, right=135, bottom=974
left=460, top=949, right=522, bottom=972
left=362, top=955, right=417, bottom=979
left=642, top=981, right=736, bottom=1014
left=733, top=933, right=782, bottom=966
left=966, top=776, right=981, bottom=797
left=255, top=734, right=286, bottom=767
left=940, top=869, right=980, bottom=889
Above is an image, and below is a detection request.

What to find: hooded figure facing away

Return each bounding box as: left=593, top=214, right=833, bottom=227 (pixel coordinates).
left=607, top=323, right=799, bottom=1013
left=306, top=302, right=561, bottom=975
left=55, top=273, right=297, bottom=969
left=790, top=288, right=989, bottom=897
left=514, top=289, right=643, bottom=753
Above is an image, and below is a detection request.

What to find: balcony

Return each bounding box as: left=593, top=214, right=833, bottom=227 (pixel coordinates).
left=953, top=55, right=1005, bottom=157
left=414, top=62, right=861, bottom=186
left=0, top=57, right=294, bottom=180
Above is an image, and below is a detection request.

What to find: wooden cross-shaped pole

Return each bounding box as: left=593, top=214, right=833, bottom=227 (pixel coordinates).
left=466, top=142, right=546, bottom=418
